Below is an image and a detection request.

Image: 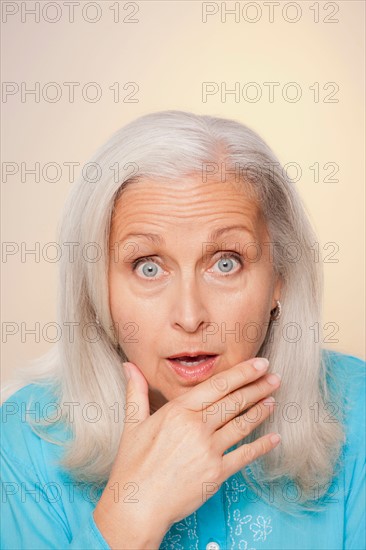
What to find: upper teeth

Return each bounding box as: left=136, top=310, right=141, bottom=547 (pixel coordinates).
left=174, top=355, right=211, bottom=366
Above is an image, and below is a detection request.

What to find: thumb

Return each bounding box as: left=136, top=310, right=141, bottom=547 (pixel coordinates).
left=122, top=361, right=150, bottom=423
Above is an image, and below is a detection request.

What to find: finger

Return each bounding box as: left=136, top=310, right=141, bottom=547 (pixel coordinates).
left=213, top=396, right=277, bottom=455
left=175, top=357, right=270, bottom=411
left=202, top=372, right=281, bottom=431
left=221, top=431, right=281, bottom=481
left=122, top=362, right=151, bottom=426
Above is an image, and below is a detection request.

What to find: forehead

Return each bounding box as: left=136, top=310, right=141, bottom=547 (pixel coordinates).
left=110, top=174, right=265, bottom=240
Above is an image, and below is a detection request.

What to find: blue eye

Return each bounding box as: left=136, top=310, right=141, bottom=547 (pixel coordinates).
left=132, top=256, right=162, bottom=279
left=131, top=252, right=243, bottom=281
left=213, top=253, right=243, bottom=275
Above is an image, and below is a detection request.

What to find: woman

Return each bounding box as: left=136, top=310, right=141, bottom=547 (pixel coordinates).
left=1, top=111, right=365, bottom=550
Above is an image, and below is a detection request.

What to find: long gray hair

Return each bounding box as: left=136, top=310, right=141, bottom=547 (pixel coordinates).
left=1, top=110, right=345, bottom=515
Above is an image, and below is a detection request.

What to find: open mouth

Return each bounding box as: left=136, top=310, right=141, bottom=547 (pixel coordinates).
left=166, top=354, right=219, bottom=380
left=168, top=353, right=217, bottom=367
left=167, top=354, right=217, bottom=367
left=167, top=353, right=219, bottom=382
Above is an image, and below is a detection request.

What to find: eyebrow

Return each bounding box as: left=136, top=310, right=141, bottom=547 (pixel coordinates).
left=118, top=224, right=255, bottom=245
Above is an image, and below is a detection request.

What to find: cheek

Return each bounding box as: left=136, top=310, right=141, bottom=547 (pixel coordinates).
left=215, top=282, right=272, bottom=320
left=109, top=291, right=159, bottom=355
left=109, top=271, right=140, bottom=322
left=219, top=294, right=271, bottom=352
left=213, top=284, right=273, bottom=350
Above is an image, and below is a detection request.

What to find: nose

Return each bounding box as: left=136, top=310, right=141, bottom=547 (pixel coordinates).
left=170, top=273, right=209, bottom=333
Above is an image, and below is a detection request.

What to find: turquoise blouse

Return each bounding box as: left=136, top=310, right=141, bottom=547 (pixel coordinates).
left=1, top=350, right=365, bottom=550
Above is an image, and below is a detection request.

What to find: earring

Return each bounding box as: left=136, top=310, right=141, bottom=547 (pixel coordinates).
left=95, top=314, right=100, bottom=326
left=270, top=300, right=282, bottom=321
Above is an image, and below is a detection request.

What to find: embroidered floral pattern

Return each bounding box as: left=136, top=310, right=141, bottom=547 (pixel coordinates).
left=238, top=541, right=256, bottom=550
left=160, top=513, right=199, bottom=550
left=224, top=472, right=274, bottom=549
left=250, top=515, right=272, bottom=542
left=233, top=509, right=252, bottom=536
left=159, top=473, right=274, bottom=549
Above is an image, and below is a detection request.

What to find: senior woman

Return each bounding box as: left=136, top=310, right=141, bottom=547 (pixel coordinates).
left=1, top=111, right=365, bottom=550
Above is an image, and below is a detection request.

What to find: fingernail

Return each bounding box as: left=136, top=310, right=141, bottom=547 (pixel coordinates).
left=270, top=433, right=281, bottom=445
left=267, top=373, right=281, bottom=385
left=253, top=358, right=269, bottom=371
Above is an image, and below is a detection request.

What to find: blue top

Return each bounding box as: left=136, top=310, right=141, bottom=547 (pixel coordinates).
left=1, top=350, right=365, bottom=550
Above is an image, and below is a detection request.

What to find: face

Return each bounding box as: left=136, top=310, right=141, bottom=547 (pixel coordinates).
left=108, top=174, right=282, bottom=413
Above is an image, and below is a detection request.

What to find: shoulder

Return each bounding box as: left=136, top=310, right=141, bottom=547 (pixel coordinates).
left=1, top=382, right=70, bottom=472
left=323, top=348, right=365, bottom=368
left=322, top=348, right=365, bottom=400
left=322, top=349, right=365, bottom=451
left=1, top=382, right=62, bottom=426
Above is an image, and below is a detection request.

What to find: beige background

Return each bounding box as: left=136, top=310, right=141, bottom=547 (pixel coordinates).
left=2, top=1, right=365, bottom=384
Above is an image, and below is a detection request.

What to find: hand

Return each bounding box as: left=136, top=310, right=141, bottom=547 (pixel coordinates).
left=94, top=357, right=281, bottom=548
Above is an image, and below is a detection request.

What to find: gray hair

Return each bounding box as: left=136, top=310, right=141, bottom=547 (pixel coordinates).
left=1, top=110, right=345, bottom=515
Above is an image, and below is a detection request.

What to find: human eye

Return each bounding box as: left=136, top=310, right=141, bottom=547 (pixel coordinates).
left=131, top=256, right=164, bottom=280
left=210, top=252, right=243, bottom=276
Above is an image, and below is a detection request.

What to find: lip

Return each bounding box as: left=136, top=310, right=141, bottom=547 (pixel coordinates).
left=166, top=355, right=219, bottom=381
